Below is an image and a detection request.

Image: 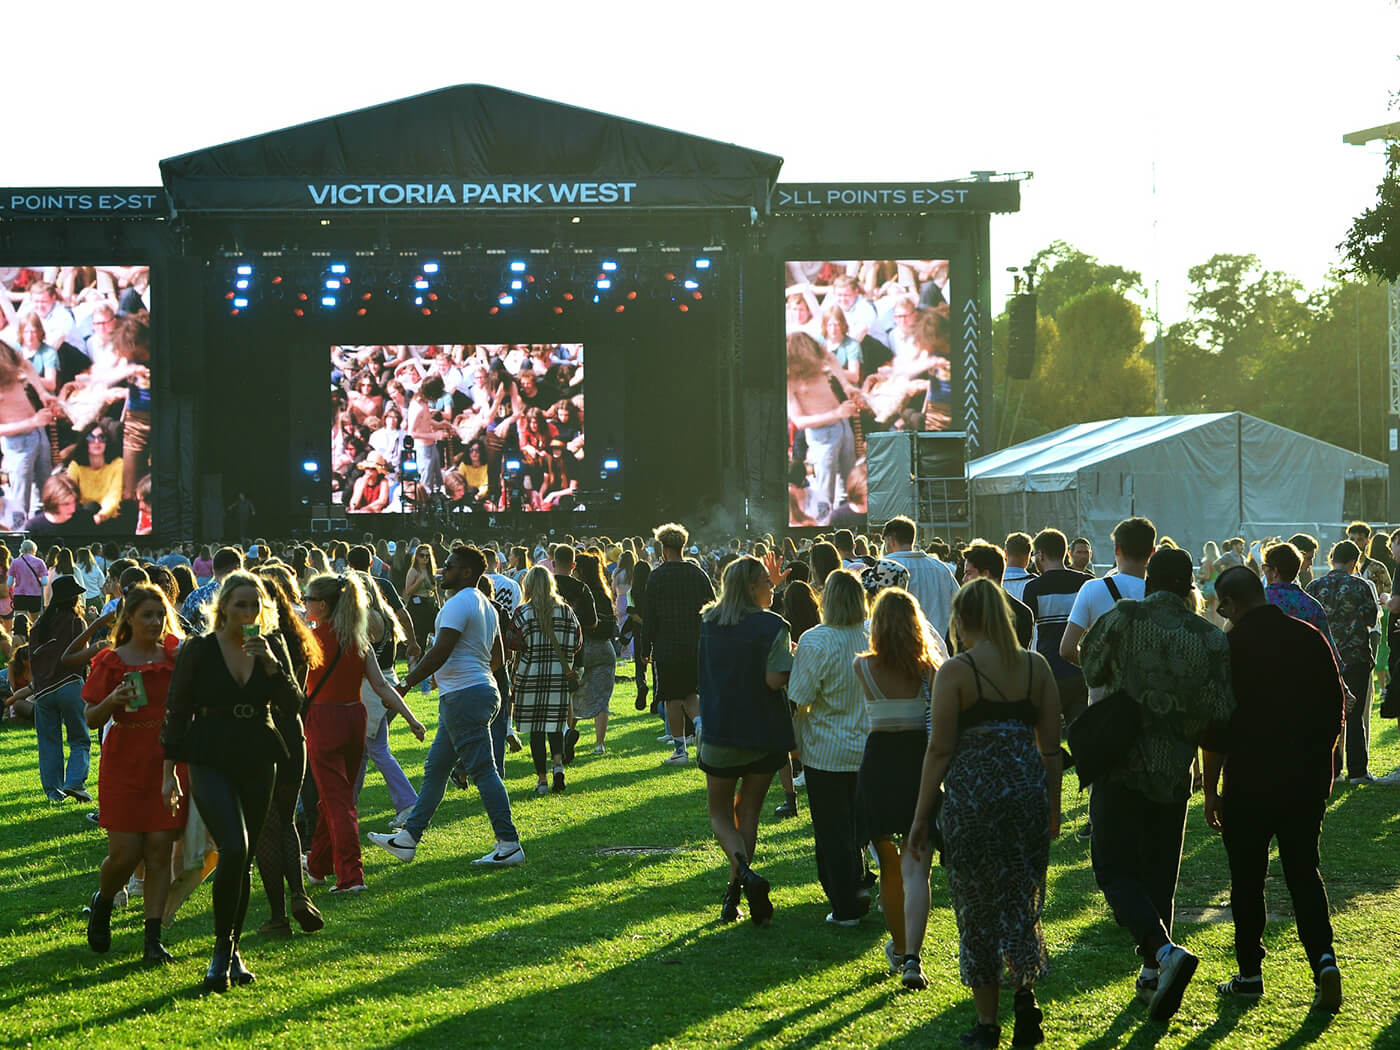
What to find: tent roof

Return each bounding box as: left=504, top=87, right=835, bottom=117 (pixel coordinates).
left=159, top=84, right=783, bottom=214
left=970, top=413, right=1386, bottom=490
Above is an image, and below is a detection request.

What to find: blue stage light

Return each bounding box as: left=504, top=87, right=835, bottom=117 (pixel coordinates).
left=330, top=264, right=347, bottom=275
left=695, top=258, right=711, bottom=269
left=505, top=458, right=522, bottom=472
left=510, top=280, right=523, bottom=291
left=414, top=278, right=429, bottom=290
left=302, top=460, right=319, bottom=473
left=601, top=261, right=618, bottom=272
left=403, top=458, right=418, bottom=471
left=596, top=279, right=612, bottom=290
left=603, top=458, right=620, bottom=471
left=321, top=296, right=337, bottom=307
left=422, top=262, right=439, bottom=274
left=510, top=261, right=527, bottom=273
left=414, top=297, right=424, bottom=306
left=235, top=264, right=253, bottom=276
left=683, top=280, right=699, bottom=290
left=500, top=295, right=515, bottom=306
left=235, top=279, right=249, bottom=290
left=233, top=298, right=249, bottom=308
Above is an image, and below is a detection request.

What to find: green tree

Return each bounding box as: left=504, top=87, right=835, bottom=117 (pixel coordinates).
left=1343, top=140, right=1400, bottom=282
left=1027, top=240, right=1144, bottom=317
left=1166, top=253, right=1312, bottom=416
left=1013, top=286, right=1154, bottom=441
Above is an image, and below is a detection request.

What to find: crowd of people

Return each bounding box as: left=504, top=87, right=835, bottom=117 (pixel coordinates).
left=2, top=512, right=1384, bottom=1044
left=331, top=343, right=585, bottom=516
left=0, top=267, right=154, bottom=535
left=785, top=260, right=953, bottom=527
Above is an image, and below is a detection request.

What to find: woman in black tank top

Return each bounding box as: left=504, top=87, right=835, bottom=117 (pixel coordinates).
left=909, top=579, right=1063, bottom=1050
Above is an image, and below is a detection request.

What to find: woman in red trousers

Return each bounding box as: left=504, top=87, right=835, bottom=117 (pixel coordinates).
left=302, top=573, right=424, bottom=893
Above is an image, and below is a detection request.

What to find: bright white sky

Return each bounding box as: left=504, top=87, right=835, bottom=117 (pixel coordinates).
left=6, top=0, right=1397, bottom=324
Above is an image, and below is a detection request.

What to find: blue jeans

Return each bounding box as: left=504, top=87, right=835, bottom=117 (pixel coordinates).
left=34, top=679, right=90, bottom=799
left=2, top=428, right=50, bottom=527
left=405, top=683, right=517, bottom=843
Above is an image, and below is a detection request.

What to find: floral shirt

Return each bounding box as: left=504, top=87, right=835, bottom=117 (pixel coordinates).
left=1305, top=569, right=1378, bottom=672
left=1357, top=556, right=1393, bottom=599
left=1265, top=582, right=1339, bottom=665
left=1080, top=590, right=1235, bottom=804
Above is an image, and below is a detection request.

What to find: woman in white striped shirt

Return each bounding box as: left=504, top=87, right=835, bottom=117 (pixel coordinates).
left=789, top=570, right=870, bottom=925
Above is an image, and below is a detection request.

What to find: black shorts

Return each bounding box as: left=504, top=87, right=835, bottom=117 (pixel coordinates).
left=12, top=595, right=41, bottom=616
left=653, top=657, right=698, bottom=704
left=698, top=746, right=788, bottom=779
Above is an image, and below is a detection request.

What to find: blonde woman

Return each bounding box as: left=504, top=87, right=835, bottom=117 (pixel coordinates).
left=696, top=556, right=793, bottom=926
left=162, top=573, right=302, bottom=991
left=506, top=566, right=581, bottom=794
left=301, top=574, right=424, bottom=894
left=789, top=569, right=870, bottom=925
left=853, top=587, right=941, bottom=984
left=908, top=579, right=1062, bottom=1049
left=1199, top=542, right=1222, bottom=623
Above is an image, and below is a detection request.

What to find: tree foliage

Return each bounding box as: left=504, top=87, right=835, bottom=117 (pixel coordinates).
left=1342, top=140, right=1400, bottom=283
left=991, top=243, right=1390, bottom=459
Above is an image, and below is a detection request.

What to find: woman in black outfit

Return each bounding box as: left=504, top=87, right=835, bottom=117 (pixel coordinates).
left=162, top=571, right=304, bottom=993
left=252, top=563, right=325, bottom=938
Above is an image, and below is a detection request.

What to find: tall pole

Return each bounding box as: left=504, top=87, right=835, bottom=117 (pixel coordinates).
left=1152, top=160, right=1165, bottom=415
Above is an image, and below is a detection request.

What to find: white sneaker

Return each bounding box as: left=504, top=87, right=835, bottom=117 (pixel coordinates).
left=825, top=912, right=860, bottom=927
left=473, top=841, right=525, bottom=866
left=792, top=772, right=806, bottom=789
left=112, top=887, right=128, bottom=909
left=657, top=733, right=674, bottom=744
left=389, top=806, right=415, bottom=829
left=329, top=882, right=367, bottom=894
left=368, top=830, right=418, bottom=862
left=592, top=745, right=606, bottom=755
left=662, top=749, right=690, bottom=767
left=127, top=876, right=144, bottom=900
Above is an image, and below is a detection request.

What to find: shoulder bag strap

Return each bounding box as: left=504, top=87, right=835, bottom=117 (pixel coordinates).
left=541, top=608, right=573, bottom=672
left=305, top=643, right=343, bottom=705
left=1103, top=576, right=1121, bottom=602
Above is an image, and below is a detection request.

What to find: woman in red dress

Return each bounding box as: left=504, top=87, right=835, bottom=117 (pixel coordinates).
left=82, top=583, right=186, bottom=964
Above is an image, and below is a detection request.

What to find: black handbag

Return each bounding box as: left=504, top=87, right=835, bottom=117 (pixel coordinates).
left=1065, top=688, right=1140, bottom=790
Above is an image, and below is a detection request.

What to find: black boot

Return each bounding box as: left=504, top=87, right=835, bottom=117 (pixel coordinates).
left=1012, top=988, right=1044, bottom=1047
left=229, top=941, right=256, bottom=986
left=736, top=856, right=773, bottom=927
left=86, top=892, right=113, bottom=954
left=142, top=917, right=173, bottom=965
left=203, top=938, right=233, bottom=994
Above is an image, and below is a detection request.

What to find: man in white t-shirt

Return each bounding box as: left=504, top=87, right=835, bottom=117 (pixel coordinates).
left=369, top=545, right=523, bottom=867
left=1060, top=516, right=1157, bottom=701
left=1002, top=532, right=1035, bottom=603
left=481, top=546, right=522, bottom=618
left=881, top=515, right=959, bottom=639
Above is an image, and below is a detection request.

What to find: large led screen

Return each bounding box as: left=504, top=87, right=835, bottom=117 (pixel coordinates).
left=785, top=260, right=951, bottom=527
left=331, top=344, right=585, bottom=514
left=0, top=266, right=153, bottom=535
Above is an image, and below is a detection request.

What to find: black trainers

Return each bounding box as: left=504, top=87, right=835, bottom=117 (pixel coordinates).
left=1312, top=961, right=1343, bottom=1013
left=86, top=892, right=112, bottom=954
left=563, top=727, right=580, bottom=766
left=901, top=956, right=928, bottom=990
left=1150, top=946, right=1198, bottom=1021
left=448, top=761, right=470, bottom=791
left=552, top=767, right=566, bottom=793
left=1217, top=974, right=1264, bottom=999
left=774, top=799, right=798, bottom=819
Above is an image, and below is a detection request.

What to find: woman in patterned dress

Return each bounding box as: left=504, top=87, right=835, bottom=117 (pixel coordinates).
left=506, top=566, right=581, bottom=795
left=908, top=579, right=1063, bottom=1050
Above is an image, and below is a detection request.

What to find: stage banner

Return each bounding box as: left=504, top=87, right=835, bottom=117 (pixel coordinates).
left=158, top=177, right=766, bottom=213
left=2, top=188, right=167, bottom=218
left=774, top=182, right=1020, bottom=214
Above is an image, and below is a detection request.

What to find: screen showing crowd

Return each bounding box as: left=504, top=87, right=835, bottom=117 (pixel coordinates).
left=0, top=266, right=153, bottom=535
left=331, top=344, right=585, bottom=514
left=785, top=260, right=952, bottom=527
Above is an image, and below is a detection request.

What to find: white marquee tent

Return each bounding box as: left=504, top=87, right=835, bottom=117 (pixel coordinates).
left=968, top=413, right=1387, bottom=555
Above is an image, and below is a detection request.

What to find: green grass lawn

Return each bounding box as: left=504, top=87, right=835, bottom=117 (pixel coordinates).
left=4, top=667, right=1400, bottom=1049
